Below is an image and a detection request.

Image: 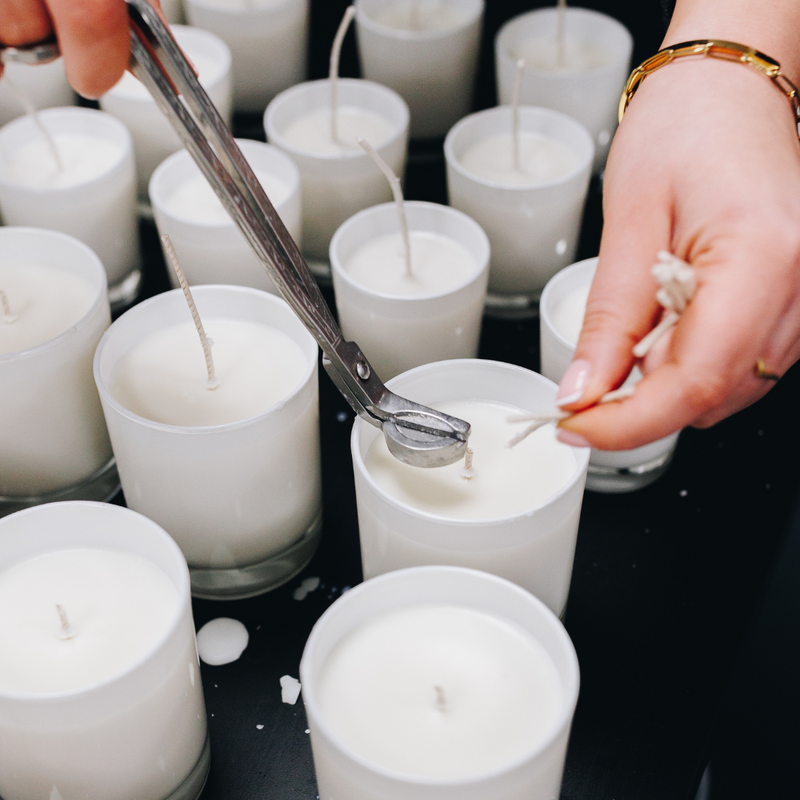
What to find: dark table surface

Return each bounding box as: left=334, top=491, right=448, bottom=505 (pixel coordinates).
left=118, top=2, right=800, bottom=798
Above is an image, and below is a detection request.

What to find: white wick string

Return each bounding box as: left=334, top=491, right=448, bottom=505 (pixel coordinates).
left=460, top=447, right=475, bottom=480
left=357, top=137, right=412, bottom=277
left=434, top=685, right=448, bottom=712
left=511, top=59, right=525, bottom=172
left=330, top=5, right=357, bottom=143
left=161, top=234, right=221, bottom=390
left=56, top=604, right=76, bottom=640
left=556, top=0, right=568, bottom=68
left=3, top=74, right=63, bottom=172
left=409, top=0, right=421, bottom=29
left=0, top=290, right=17, bottom=324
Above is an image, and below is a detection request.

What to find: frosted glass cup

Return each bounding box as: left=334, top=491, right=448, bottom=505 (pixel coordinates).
left=540, top=257, right=680, bottom=492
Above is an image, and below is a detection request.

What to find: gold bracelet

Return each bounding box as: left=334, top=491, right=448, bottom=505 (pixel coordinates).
left=618, top=39, right=800, bottom=142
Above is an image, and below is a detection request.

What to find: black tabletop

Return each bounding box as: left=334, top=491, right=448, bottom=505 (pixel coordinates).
left=121, top=3, right=800, bottom=799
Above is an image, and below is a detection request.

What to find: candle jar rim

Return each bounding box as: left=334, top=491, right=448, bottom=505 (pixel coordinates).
left=300, top=564, right=580, bottom=787
left=540, top=256, right=598, bottom=352
left=0, top=500, right=190, bottom=703
left=0, top=227, right=108, bottom=364
left=354, top=0, right=484, bottom=42
left=93, top=284, right=318, bottom=434
left=444, top=105, right=594, bottom=192
left=330, top=200, right=489, bottom=302
left=351, top=358, right=590, bottom=526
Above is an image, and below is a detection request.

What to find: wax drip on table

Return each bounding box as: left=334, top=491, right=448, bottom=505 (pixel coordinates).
left=460, top=447, right=476, bottom=480
left=330, top=5, right=357, bottom=143
left=3, top=74, right=64, bottom=172
left=511, top=58, right=526, bottom=172
left=507, top=252, right=697, bottom=447
left=161, top=234, right=221, bottom=390
left=55, top=604, right=76, bottom=640
left=556, top=0, right=568, bottom=69
left=0, top=290, right=18, bottom=324
left=358, top=137, right=413, bottom=276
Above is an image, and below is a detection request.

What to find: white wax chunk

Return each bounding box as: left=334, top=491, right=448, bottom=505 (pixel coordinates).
left=317, top=603, right=563, bottom=778
left=515, top=37, right=613, bottom=73
left=164, top=168, right=291, bottom=224
left=196, top=617, right=249, bottom=665
left=345, top=230, right=476, bottom=296
left=110, top=318, right=308, bottom=427
left=110, top=51, right=222, bottom=99
left=0, top=548, right=178, bottom=694
left=0, top=263, right=96, bottom=354
left=459, top=130, right=578, bottom=185
left=280, top=675, right=302, bottom=704
left=372, top=1, right=468, bottom=32
left=280, top=105, right=395, bottom=155
left=1, top=133, right=121, bottom=189
left=551, top=281, right=590, bottom=345
left=365, top=399, right=576, bottom=519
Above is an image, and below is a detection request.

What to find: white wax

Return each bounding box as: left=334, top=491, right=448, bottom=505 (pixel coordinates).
left=109, top=52, right=222, bottom=99
left=0, top=263, right=96, bottom=354
left=551, top=280, right=590, bottom=345
left=372, top=1, right=468, bottom=31
left=196, top=617, right=249, bottom=665
left=317, top=603, right=563, bottom=778
left=345, top=230, right=476, bottom=296
left=459, top=130, right=578, bottom=185
left=515, top=37, right=612, bottom=73
left=110, top=318, right=308, bottom=426
left=164, top=168, right=291, bottom=224
left=0, top=548, right=178, bottom=694
left=365, top=399, right=576, bottom=519
left=1, top=133, right=121, bottom=189
left=281, top=105, right=394, bottom=155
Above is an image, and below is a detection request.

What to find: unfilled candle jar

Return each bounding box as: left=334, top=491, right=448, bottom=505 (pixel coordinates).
left=301, top=565, right=580, bottom=800
left=0, top=228, right=116, bottom=517
left=540, top=257, right=680, bottom=492
left=150, top=138, right=301, bottom=293
left=0, top=58, right=75, bottom=128
left=495, top=6, right=632, bottom=173
left=0, top=501, right=209, bottom=800
left=354, top=0, right=483, bottom=139
left=0, top=107, right=141, bottom=308
left=444, top=105, right=593, bottom=317
left=330, top=200, right=489, bottom=380
left=94, top=285, right=321, bottom=599
left=351, top=359, right=589, bottom=616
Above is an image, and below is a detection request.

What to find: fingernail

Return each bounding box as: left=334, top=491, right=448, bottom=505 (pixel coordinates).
left=557, top=429, right=591, bottom=448
left=556, top=359, right=592, bottom=406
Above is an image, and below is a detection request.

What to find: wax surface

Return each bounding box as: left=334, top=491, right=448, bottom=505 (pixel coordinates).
left=110, top=51, right=221, bottom=99
left=111, top=318, right=308, bottom=426
left=459, top=130, right=578, bottom=185
left=2, top=133, right=121, bottom=188
left=280, top=105, right=395, bottom=155
left=317, top=603, right=563, bottom=777
left=371, top=1, right=468, bottom=32
left=0, top=548, right=178, bottom=694
left=365, top=399, right=577, bottom=519
left=165, top=168, right=291, bottom=224
left=345, top=230, right=476, bottom=296
left=0, top=263, right=96, bottom=354
left=551, top=281, right=590, bottom=345
left=515, top=37, right=612, bottom=73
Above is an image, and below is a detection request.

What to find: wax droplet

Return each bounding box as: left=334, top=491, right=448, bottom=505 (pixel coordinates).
left=293, top=576, right=320, bottom=601
left=196, top=618, right=249, bottom=666
left=256, top=724, right=264, bottom=730
left=280, top=675, right=302, bottom=704
left=555, top=238, right=567, bottom=256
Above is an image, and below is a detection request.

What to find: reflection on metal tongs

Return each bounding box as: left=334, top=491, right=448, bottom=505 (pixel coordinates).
left=123, top=0, right=469, bottom=467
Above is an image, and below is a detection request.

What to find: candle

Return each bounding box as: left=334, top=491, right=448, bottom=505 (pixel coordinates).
left=150, top=139, right=302, bottom=293
left=495, top=7, right=633, bottom=172
left=100, top=24, right=233, bottom=199
left=0, top=501, right=209, bottom=800
left=301, top=565, right=580, bottom=800
left=0, top=58, right=75, bottom=129
left=354, top=0, right=483, bottom=139
left=351, top=359, right=589, bottom=615
left=94, top=285, right=322, bottom=599
left=444, top=105, right=592, bottom=316
left=540, top=257, right=680, bottom=492
left=0, top=107, right=140, bottom=307
left=184, top=0, right=308, bottom=112
left=0, top=228, right=115, bottom=510
left=330, top=200, right=489, bottom=380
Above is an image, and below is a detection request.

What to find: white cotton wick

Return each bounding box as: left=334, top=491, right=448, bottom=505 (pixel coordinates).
left=330, top=5, right=357, bottom=143
left=409, top=0, right=421, bottom=29
left=434, top=685, right=448, bottom=713
left=55, top=604, right=76, bottom=640
left=511, top=59, right=525, bottom=172
left=358, top=137, right=412, bottom=276
left=460, top=447, right=476, bottom=480
left=556, top=0, right=568, bottom=68
left=161, top=234, right=221, bottom=390
left=0, top=290, right=18, bottom=324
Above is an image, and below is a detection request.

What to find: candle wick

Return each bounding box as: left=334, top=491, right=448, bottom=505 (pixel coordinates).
left=556, top=0, right=568, bottom=69
left=410, top=0, right=421, bottom=30
left=460, top=447, right=476, bottom=480
left=3, top=74, right=64, bottom=173
left=358, top=137, right=413, bottom=277
left=434, top=685, right=448, bottom=712
left=161, top=234, right=221, bottom=390
left=511, top=59, right=525, bottom=173
left=330, top=5, right=357, bottom=144
left=55, top=604, right=76, bottom=640
left=0, top=290, right=18, bottom=324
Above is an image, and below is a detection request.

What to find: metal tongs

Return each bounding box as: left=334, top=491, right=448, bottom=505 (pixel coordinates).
left=117, top=0, right=470, bottom=466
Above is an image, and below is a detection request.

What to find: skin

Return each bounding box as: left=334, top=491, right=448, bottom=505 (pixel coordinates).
left=557, top=0, right=800, bottom=450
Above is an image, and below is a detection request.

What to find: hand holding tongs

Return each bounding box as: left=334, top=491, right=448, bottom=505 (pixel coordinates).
left=122, top=0, right=469, bottom=467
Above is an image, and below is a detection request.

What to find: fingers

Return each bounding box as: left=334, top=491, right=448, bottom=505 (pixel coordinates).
left=0, top=0, right=53, bottom=46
